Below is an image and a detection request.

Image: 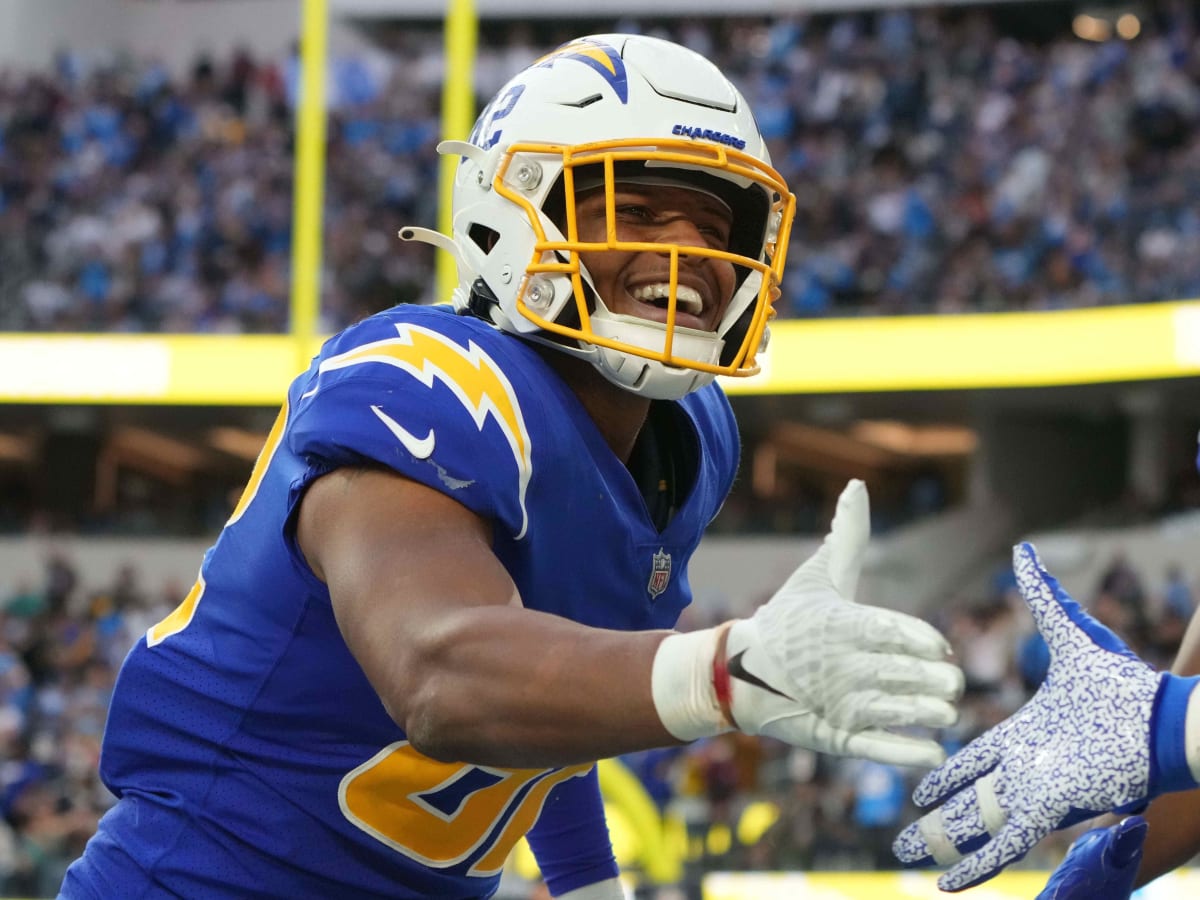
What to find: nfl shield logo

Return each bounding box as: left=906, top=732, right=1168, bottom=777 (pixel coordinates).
left=647, top=547, right=672, bottom=599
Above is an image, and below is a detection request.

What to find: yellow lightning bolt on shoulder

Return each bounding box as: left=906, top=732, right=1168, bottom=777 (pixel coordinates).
left=318, top=324, right=534, bottom=539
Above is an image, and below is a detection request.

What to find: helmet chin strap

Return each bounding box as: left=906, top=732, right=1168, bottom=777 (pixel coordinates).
left=592, top=345, right=716, bottom=401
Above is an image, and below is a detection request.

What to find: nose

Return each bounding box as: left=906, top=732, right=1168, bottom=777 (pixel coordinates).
left=652, top=213, right=711, bottom=251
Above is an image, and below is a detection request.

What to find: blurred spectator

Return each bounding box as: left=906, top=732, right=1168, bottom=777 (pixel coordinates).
left=1096, top=549, right=1152, bottom=652
left=847, top=759, right=907, bottom=870
left=1163, top=561, right=1194, bottom=619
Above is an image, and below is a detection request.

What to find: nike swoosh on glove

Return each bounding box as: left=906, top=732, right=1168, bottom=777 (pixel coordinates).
left=1035, top=816, right=1147, bottom=900
left=723, top=479, right=963, bottom=767
left=651, top=480, right=963, bottom=767
left=893, top=543, right=1200, bottom=892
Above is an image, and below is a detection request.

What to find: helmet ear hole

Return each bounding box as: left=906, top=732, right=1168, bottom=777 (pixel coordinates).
left=468, top=223, right=501, bottom=253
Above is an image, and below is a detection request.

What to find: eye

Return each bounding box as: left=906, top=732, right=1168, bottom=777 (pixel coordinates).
left=698, top=222, right=732, bottom=248
left=614, top=204, right=653, bottom=221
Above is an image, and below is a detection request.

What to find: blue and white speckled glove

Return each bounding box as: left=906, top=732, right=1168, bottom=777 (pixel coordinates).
left=1034, top=816, right=1147, bottom=900
left=892, top=542, right=1200, bottom=893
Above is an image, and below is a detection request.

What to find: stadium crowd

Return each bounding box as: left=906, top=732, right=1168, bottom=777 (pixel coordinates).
left=3, top=5, right=1200, bottom=332
left=0, top=542, right=1193, bottom=897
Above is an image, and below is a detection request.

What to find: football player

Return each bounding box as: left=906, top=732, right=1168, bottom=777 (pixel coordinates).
left=62, top=34, right=963, bottom=899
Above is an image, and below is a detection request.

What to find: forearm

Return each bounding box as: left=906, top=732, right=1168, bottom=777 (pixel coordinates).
left=395, top=604, right=681, bottom=768
left=1134, top=608, right=1200, bottom=885
left=1133, top=788, right=1200, bottom=886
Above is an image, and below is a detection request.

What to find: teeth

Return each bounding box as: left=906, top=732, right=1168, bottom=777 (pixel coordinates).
left=631, top=283, right=703, bottom=315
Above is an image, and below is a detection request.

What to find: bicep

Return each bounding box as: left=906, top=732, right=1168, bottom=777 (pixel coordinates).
left=295, top=466, right=519, bottom=712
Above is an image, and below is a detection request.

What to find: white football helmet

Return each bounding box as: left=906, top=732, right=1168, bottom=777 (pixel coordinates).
left=402, top=33, right=796, bottom=400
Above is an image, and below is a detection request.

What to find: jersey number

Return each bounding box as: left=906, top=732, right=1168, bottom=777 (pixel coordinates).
left=339, top=741, right=590, bottom=876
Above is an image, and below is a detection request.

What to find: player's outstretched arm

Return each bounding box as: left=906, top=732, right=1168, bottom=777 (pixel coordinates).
left=1064, top=604, right=1200, bottom=891
left=1034, top=816, right=1147, bottom=900
left=652, top=479, right=964, bottom=767
left=300, top=469, right=962, bottom=770
left=892, top=543, right=1200, bottom=893
left=1126, top=602, right=1200, bottom=887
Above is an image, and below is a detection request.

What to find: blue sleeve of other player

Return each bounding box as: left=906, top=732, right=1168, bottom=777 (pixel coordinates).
left=526, top=767, right=619, bottom=897
left=1035, top=817, right=1147, bottom=900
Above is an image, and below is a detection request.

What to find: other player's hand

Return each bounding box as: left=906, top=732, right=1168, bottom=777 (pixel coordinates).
left=1034, top=817, right=1147, bottom=900
left=722, top=479, right=963, bottom=767
left=892, top=543, right=1200, bottom=892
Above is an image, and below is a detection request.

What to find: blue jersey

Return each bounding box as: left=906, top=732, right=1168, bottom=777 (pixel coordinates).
left=64, top=305, right=739, bottom=899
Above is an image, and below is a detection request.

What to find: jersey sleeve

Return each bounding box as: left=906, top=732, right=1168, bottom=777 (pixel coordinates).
left=287, top=316, right=539, bottom=541
left=526, top=767, right=619, bottom=897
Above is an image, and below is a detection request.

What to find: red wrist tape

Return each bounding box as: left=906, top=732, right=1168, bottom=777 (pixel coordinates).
left=712, top=622, right=735, bottom=728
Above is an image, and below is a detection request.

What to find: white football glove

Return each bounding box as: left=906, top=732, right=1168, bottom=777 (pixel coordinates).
left=652, top=479, right=964, bottom=767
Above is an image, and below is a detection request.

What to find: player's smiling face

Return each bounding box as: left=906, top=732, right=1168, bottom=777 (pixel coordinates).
left=573, top=182, right=737, bottom=333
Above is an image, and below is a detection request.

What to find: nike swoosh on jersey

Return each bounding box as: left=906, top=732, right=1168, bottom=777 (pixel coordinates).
left=323, top=324, right=534, bottom=539
left=370, top=405, right=435, bottom=459
left=727, top=650, right=795, bottom=701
